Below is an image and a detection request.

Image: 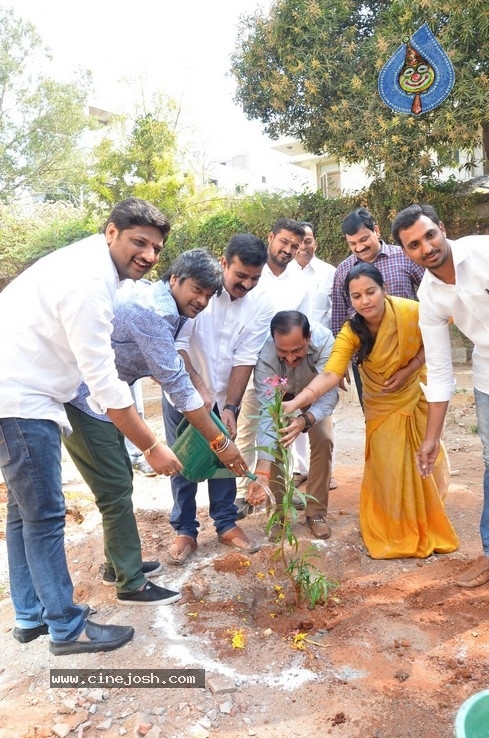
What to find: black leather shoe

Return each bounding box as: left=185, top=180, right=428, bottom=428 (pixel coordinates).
left=49, top=620, right=134, bottom=655
left=13, top=623, right=49, bottom=643
left=13, top=603, right=93, bottom=644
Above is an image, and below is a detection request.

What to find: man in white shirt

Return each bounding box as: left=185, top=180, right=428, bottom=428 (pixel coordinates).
left=0, top=198, right=181, bottom=655
left=290, top=221, right=338, bottom=489
left=291, top=221, right=336, bottom=327
left=392, top=203, right=489, bottom=589
left=235, top=218, right=308, bottom=515
left=162, top=233, right=273, bottom=564
left=254, top=218, right=309, bottom=311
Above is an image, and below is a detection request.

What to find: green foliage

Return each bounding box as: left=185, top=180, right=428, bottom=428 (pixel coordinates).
left=194, top=213, right=248, bottom=255
left=155, top=189, right=306, bottom=274
left=0, top=201, right=98, bottom=288
left=231, top=0, right=489, bottom=206
left=89, top=110, right=191, bottom=217
left=0, top=7, right=91, bottom=202
left=286, top=547, right=339, bottom=609
left=295, top=190, right=360, bottom=263
left=230, top=190, right=303, bottom=240
left=3, top=182, right=483, bottom=289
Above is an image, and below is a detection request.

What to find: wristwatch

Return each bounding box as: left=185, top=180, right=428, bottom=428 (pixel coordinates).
left=223, top=404, right=240, bottom=418
left=300, top=412, right=314, bottom=433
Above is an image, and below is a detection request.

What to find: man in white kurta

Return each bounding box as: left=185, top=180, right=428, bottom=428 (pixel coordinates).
left=235, top=218, right=309, bottom=513
left=162, top=233, right=273, bottom=563
left=392, top=203, right=489, bottom=589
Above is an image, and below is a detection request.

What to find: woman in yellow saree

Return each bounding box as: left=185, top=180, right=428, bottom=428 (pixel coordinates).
left=282, top=263, right=458, bottom=559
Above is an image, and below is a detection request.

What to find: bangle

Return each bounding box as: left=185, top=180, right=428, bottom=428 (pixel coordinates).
left=214, top=437, right=230, bottom=454
left=303, top=386, right=316, bottom=403
left=256, top=470, right=271, bottom=479
left=209, top=432, right=226, bottom=451
left=144, top=439, right=159, bottom=457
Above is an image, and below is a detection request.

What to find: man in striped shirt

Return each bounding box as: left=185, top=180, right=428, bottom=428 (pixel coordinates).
left=331, top=207, right=424, bottom=405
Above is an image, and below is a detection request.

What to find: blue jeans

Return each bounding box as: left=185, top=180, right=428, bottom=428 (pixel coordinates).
left=0, top=418, right=86, bottom=641
left=474, top=388, right=489, bottom=554
left=162, top=395, right=238, bottom=539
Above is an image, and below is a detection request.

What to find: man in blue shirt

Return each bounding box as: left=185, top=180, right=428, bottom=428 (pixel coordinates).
left=64, top=249, right=249, bottom=604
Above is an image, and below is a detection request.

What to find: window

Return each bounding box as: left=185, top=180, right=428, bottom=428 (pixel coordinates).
left=319, top=170, right=341, bottom=198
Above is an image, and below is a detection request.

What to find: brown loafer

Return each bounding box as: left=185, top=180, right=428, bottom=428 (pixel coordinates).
left=455, top=555, right=489, bottom=588
left=306, top=516, right=331, bottom=540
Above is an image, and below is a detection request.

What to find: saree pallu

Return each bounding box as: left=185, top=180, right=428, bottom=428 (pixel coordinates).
left=328, top=297, right=458, bottom=559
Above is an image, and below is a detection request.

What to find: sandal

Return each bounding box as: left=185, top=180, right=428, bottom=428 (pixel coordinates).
left=218, top=526, right=260, bottom=554
left=166, top=535, right=197, bottom=566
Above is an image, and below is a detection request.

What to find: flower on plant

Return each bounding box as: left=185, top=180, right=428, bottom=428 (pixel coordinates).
left=263, top=374, right=289, bottom=394
left=262, top=375, right=290, bottom=435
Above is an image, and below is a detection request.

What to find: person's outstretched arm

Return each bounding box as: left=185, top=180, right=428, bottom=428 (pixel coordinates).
left=282, top=371, right=341, bottom=415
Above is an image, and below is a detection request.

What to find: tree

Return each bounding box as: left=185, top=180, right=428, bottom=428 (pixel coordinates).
left=89, top=102, right=200, bottom=220
left=89, top=95, right=230, bottom=271
left=231, top=0, right=489, bottom=208
left=0, top=7, right=92, bottom=202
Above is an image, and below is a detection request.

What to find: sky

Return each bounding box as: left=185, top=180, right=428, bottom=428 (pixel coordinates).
left=10, top=0, right=279, bottom=162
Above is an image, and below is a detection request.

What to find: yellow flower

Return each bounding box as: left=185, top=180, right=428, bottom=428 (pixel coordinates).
left=292, top=632, right=308, bottom=650
left=231, top=629, right=246, bottom=649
